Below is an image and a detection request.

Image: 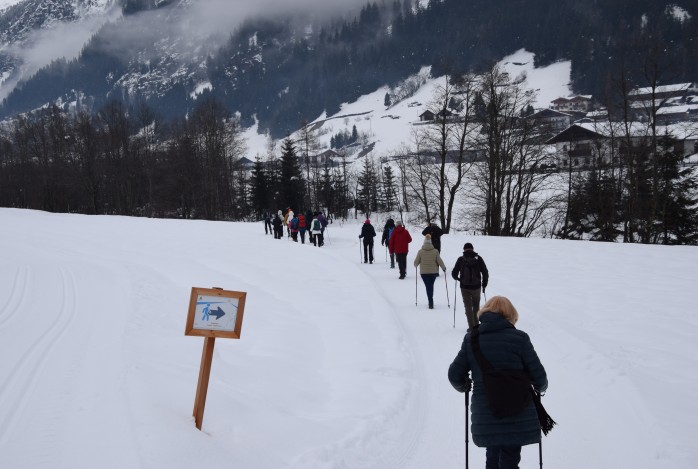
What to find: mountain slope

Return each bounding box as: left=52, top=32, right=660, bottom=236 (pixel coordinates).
left=0, top=0, right=697, bottom=138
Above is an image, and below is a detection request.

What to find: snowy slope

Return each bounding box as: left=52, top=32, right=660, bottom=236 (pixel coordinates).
left=243, top=49, right=572, bottom=160
left=1, top=208, right=697, bottom=469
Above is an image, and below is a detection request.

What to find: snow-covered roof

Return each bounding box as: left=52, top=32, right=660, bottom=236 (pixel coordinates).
left=547, top=121, right=698, bottom=143
left=629, top=83, right=696, bottom=96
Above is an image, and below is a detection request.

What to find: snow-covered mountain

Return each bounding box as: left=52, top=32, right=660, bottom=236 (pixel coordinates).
left=0, top=0, right=121, bottom=100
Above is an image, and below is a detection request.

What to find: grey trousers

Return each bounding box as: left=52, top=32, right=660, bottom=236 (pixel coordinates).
left=460, top=287, right=481, bottom=330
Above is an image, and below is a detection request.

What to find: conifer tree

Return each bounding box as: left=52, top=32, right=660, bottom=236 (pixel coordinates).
left=278, top=137, right=305, bottom=213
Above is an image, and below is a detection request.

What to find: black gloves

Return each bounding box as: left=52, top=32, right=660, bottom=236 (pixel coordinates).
left=456, top=378, right=472, bottom=393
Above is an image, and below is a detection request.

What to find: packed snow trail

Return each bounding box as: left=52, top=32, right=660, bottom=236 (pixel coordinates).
left=1, top=209, right=698, bottom=468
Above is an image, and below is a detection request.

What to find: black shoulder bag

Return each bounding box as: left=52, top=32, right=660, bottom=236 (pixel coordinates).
left=471, top=326, right=556, bottom=434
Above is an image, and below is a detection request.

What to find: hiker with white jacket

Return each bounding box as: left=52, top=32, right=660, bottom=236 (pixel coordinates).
left=413, top=234, right=447, bottom=309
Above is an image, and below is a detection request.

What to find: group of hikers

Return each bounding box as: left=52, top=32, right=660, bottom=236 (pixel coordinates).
left=359, top=217, right=489, bottom=324
left=359, top=217, right=551, bottom=469
left=260, top=211, right=552, bottom=468
left=262, top=208, right=329, bottom=247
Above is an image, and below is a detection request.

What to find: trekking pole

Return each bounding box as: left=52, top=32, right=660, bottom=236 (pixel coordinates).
left=465, top=389, right=470, bottom=469
left=385, top=245, right=387, bottom=263
left=415, top=267, right=418, bottom=306
left=444, top=272, right=450, bottom=308
left=359, top=241, right=362, bottom=263
left=453, top=280, right=458, bottom=328
left=539, top=440, right=543, bottom=469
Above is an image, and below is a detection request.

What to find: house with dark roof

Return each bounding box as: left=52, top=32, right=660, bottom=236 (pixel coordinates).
left=419, top=110, right=435, bottom=121
left=545, top=122, right=698, bottom=168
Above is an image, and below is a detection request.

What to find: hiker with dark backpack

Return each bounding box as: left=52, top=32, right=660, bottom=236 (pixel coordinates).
left=290, top=214, right=300, bottom=242
left=448, top=295, right=550, bottom=469
left=310, top=214, right=324, bottom=247
left=381, top=218, right=396, bottom=268
left=358, top=218, right=377, bottom=263
left=451, top=242, right=489, bottom=331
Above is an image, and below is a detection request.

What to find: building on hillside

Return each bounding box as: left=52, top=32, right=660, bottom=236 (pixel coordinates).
left=418, top=109, right=454, bottom=122
left=419, top=110, right=435, bottom=121
left=545, top=122, right=698, bottom=168
left=628, top=82, right=698, bottom=102
left=550, top=95, right=594, bottom=113
left=528, top=108, right=580, bottom=133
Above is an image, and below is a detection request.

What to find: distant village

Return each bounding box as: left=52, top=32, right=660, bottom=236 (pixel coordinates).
left=234, top=82, right=698, bottom=173
left=414, top=82, right=698, bottom=171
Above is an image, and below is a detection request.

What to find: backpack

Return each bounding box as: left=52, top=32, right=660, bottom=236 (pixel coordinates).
left=312, top=219, right=322, bottom=231
left=461, top=256, right=480, bottom=284
left=471, top=326, right=532, bottom=418
left=291, top=218, right=299, bottom=229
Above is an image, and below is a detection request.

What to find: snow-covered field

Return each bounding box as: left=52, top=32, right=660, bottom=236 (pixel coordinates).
left=1, top=208, right=697, bottom=468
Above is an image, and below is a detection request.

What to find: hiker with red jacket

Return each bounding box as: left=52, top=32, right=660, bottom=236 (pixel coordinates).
left=388, top=220, right=412, bottom=279
left=297, top=213, right=307, bottom=244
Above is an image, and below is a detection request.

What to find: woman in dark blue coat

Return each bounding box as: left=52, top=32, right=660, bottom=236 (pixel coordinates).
left=448, top=296, right=548, bottom=469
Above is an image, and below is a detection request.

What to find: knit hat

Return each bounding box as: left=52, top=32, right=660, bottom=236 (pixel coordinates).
left=396, top=220, right=403, bottom=226
left=365, top=219, right=370, bottom=224
left=464, top=242, right=474, bottom=250
left=425, top=234, right=432, bottom=240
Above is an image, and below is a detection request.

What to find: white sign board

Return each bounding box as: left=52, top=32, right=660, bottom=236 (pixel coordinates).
left=193, top=295, right=239, bottom=332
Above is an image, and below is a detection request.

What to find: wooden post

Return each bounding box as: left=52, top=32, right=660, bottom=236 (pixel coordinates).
left=193, top=337, right=216, bottom=430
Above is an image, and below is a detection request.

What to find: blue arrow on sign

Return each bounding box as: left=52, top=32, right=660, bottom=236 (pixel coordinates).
left=211, top=306, right=225, bottom=320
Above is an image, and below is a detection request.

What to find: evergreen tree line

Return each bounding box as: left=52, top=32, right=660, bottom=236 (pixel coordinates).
left=0, top=97, right=355, bottom=221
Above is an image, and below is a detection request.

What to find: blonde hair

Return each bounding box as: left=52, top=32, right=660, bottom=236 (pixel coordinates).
left=476, top=295, right=519, bottom=325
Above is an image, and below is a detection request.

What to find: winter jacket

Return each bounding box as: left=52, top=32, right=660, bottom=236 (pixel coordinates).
left=359, top=223, right=377, bottom=240
left=413, top=240, right=446, bottom=274
left=388, top=225, right=412, bottom=254
left=422, top=224, right=443, bottom=251
left=298, top=214, right=307, bottom=229
left=310, top=218, right=322, bottom=235
left=381, top=219, right=395, bottom=246
left=448, top=312, right=548, bottom=448
left=317, top=213, right=328, bottom=229
left=452, top=250, right=489, bottom=289
left=272, top=216, right=283, bottom=229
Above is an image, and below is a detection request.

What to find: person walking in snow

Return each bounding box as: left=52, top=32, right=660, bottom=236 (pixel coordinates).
left=317, top=211, right=328, bottom=246
left=290, top=213, right=300, bottom=242
left=297, top=212, right=307, bottom=244
left=422, top=221, right=444, bottom=252
left=305, top=209, right=315, bottom=244
left=448, top=295, right=548, bottom=469
left=310, top=213, right=324, bottom=247
left=284, top=207, right=294, bottom=238
left=382, top=218, right=396, bottom=268
left=263, top=209, right=272, bottom=235
left=272, top=213, right=284, bottom=239
left=388, top=220, right=412, bottom=279
left=359, top=218, right=377, bottom=263
left=451, top=242, right=489, bottom=331
left=413, top=234, right=447, bottom=309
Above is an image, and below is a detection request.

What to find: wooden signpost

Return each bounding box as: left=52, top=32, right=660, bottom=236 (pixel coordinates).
left=185, top=287, right=247, bottom=430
